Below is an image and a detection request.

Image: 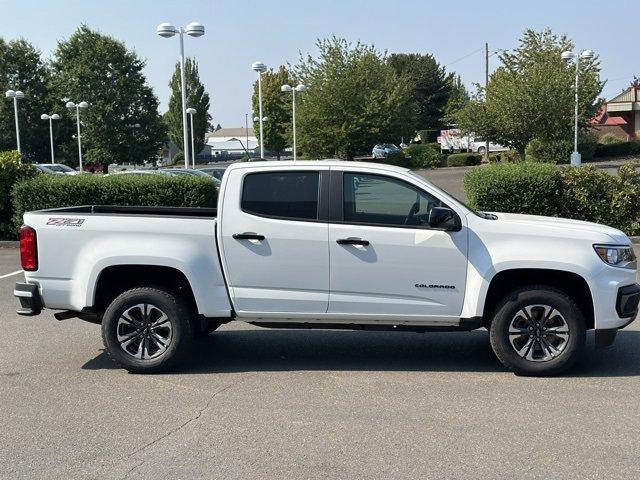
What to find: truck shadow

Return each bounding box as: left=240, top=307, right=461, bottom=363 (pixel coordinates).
left=82, top=328, right=640, bottom=377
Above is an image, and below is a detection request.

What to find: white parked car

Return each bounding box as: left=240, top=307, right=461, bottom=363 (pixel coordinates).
left=15, top=161, right=639, bottom=376
left=34, top=163, right=79, bottom=175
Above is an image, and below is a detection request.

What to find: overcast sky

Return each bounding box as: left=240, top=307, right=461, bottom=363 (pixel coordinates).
left=1, top=0, right=637, bottom=126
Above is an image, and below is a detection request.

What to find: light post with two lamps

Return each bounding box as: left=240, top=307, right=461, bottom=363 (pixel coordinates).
left=157, top=21, right=205, bottom=169
left=280, top=84, right=306, bottom=161
left=5, top=90, right=25, bottom=153
left=252, top=61, right=267, bottom=158
left=40, top=113, right=60, bottom=164
left=561, top=48, right=595, bottom=167
left=186, top=108, right=197, bottom=168
left=65, top=101, right=89, bottom=173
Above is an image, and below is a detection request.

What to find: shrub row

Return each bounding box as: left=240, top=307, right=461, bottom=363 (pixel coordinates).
left=404, top=144, right=441, bottom=169
left=0, top=151, right=36, bottom=237
left=446, top=153, right=481, bottom=167
left=525, top=136, right=597, bottom=164
left=595, top=140, right=640, bottom=158
left=11, top=174, right=217, bottom=234
left=464, top=162, right=640, bottom=235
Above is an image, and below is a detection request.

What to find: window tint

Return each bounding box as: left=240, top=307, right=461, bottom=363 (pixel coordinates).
left=242, top=171, right=319, bottom=220
left=343, top=173, right=443, bottom=227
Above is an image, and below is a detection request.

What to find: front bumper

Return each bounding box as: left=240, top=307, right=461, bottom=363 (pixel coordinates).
left=14, top=282, right=42, bottom=316
left=616, top=283, right=640, bottom=320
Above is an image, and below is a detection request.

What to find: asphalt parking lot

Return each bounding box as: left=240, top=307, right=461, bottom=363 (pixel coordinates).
left=1, top=246, right=640, bottom=479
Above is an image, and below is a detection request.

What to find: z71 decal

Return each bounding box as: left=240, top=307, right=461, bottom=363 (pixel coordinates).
left=46, top=218, right=85, bottom=227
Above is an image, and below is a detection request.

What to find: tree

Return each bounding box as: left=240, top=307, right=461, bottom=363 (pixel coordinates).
left=443, top=74, right=469, bottom=124
left=292, top=37, right=416, bottom=160
left=388, top=53, right=450, bottom=133
left=49, top=25, right=166, bottom=166
left=165, top=57, right=211, bottom=157
left=456, top=29, right=603, bottom=155
left=252, top=65, right=291, bottom=158
left=0, top=38, right=56, bottom=161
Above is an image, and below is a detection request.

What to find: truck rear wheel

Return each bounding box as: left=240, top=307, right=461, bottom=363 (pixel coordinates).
left=489, top=285, right=586, bottom=376
left=101, top=287, right=193, bottom=373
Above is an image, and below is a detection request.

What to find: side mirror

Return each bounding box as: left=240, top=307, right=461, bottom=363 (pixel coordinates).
left=428, top=207, right=461, bottom=231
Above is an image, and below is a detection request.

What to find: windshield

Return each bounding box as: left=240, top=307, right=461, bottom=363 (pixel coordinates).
left=41, top=164, right=74, bottom=173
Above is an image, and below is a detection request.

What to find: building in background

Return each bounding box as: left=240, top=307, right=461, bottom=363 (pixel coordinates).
left=591, top=86, right=640, bottom=141
left=205, top=127, right=258, bottom=158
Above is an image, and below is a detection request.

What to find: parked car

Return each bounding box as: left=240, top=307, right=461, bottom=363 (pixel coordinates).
left=198, top=166, right=227, bottom=181
left=15, top=160, right=639, bottom=376
left=34, top=163, right=79, bottom=175
left=372, top=144, right=401, bottom=158
left=106, top=170, right=166, bottom=176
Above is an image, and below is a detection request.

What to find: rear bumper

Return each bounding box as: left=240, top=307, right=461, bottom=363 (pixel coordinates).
left=14, top=282, right=42, bottom=316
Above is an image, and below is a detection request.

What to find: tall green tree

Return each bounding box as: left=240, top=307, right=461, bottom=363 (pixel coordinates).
left=50, top=25, right=166, bottom=166
left=388, top=53, right=450, bottom=133
left=292, top=37, right=416, bottom=160
left=443, top=74, right=469, bottom=124
left=165, top=57, right=211, bottom=157
left=0, top=38, right=55, bottom=161
left=252, top=65, right=291, bottom=158
left=456, top=29, right=603, bottom=155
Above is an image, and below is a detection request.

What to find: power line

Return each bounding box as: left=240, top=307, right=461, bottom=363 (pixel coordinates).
left=444, top=47, right=483, bottom=68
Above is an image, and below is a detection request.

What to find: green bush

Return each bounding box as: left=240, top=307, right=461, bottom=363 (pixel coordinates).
left=525, top=135, right=597, bottom=164
left=464, top=162, right=562, bottom=216
left=405, top=144, right=440, bottom=169
left=0, top=151, right=36, bottom=238
left=600, top=133, right=625, bottom=145
left=383, top=150, right=408, bottom=167
left=447, top=153, right=481, bottom=167
left=464, top=161, right=640, bottom=235
left=172, top=152, right=185, bottom=165
left=11, top=174, right=217, bottom=234
left=595, top=140, right=640, bottom=158
left=489, top=150, right=521, bottom=163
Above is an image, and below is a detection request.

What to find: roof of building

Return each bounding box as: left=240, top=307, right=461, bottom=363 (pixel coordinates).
left=205, top=127, right=254, bottom=139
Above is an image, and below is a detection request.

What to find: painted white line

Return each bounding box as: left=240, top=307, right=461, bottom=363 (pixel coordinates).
left=0, top=270, right=23, bottom=279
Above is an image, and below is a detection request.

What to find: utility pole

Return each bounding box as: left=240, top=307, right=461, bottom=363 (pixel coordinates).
left=484, top=42, right=490, bottom=163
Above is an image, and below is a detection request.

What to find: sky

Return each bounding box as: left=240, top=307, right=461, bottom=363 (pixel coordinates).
left=1, top=0, right=637, bottom=127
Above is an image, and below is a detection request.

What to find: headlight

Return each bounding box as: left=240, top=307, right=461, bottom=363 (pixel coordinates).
left=593, top=244, right=637, bottom=269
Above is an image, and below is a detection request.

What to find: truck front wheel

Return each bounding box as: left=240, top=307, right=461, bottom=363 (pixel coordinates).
left=101, top=287, right=193, bottom=373
left=489, top=285, right=586, bottom=376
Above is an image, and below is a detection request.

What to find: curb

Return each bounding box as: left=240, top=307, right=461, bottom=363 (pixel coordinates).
left=0, top=241, right=18, bottom=248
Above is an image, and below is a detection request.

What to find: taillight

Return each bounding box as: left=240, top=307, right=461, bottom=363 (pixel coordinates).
left=19, top=225, right=38, bottom=271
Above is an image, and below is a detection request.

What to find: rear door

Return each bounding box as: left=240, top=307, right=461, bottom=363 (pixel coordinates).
left=327, top=167, right=468, bottom=323
left=219, top=166, right=330, bottom=316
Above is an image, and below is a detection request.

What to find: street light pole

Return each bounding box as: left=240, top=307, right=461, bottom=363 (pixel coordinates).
left=561, top=49, right=594, bottom=167
left=41, top=113, right=60, bottom=164
left=252, top=62, right=267, bottom=158
left=281, top=84, right=307, bottom=160
left=186, top=108, right=197, bottom=168
left=5, top=90, right=25, bottom=153
left=157, top=22, right=205, bottom=169
left=66, top=101, right=89, bottom=173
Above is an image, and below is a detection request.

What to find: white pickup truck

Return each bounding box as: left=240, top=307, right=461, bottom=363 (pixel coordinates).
left=15, top=160, right=640, bottom=376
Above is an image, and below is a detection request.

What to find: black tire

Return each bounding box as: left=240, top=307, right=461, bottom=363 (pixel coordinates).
left=489, top=285, right=586, bottom=376
left=101, top=287, right=193, bottom=373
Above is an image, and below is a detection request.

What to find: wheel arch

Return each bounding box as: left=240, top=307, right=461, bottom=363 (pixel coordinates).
left=92, top=265, right=198, bottom=318
left=482, top=268, right=594, bottom=330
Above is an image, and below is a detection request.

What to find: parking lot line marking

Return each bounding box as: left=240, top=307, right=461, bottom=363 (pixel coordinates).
left=0, top=270, right=23, bottom=279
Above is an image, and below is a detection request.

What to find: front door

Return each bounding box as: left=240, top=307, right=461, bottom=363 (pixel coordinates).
left=328, top=170, right=468, bottom=323
left=220, top=168, right=329, bottom=316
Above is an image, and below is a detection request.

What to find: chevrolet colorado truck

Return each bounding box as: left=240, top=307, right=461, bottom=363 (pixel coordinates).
left=14, top=160, right=640, bottom=376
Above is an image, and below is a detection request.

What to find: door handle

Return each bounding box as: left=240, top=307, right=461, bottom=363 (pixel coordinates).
left=336, top=237, right=369, bottom=246
left=233, top=232, right=265, bottom=241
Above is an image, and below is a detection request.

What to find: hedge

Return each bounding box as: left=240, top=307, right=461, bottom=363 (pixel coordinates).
left=464, top=162, right=640, bottom=235
left=0, top=151, right=36, bottom=238
left=447, top=153, right=481, bottom=167
left=404, top=144, right=441, bottom=169
left=11, top=174, right=217, bottom=234
left=525, top=136, right=597, bottom=164
left=595, top=140, right=640, bottom=158
left=382, top=150, right=408, bottom=167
